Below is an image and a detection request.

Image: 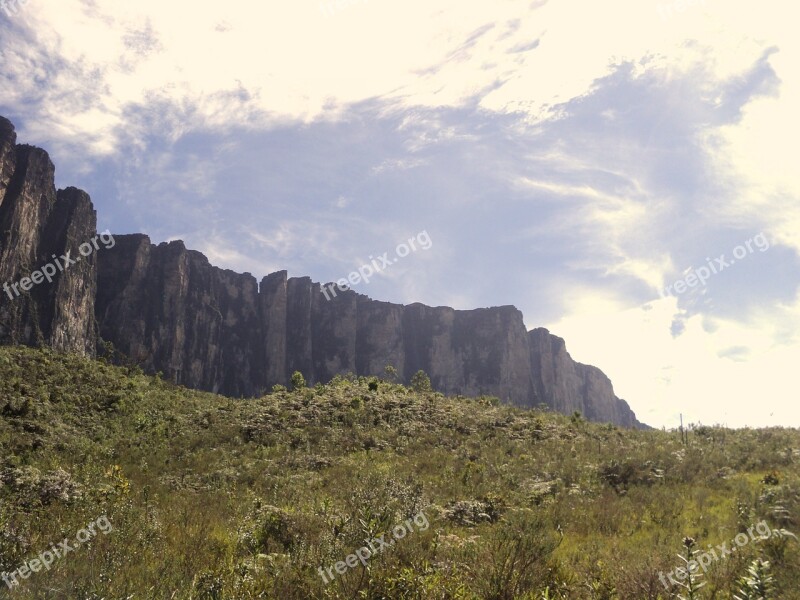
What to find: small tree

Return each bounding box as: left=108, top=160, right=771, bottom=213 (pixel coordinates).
left=410, top=370, right=432, bottom=393
left=383, top=365, right=399, bottom=382
left=676, top=537, right=705, bottom=600
left=290, top=371, right=306, bottom=391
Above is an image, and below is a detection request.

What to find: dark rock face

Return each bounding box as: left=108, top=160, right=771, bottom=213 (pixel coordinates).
left=0, top=116, right=646, bottom=427
left=0, top=117, right=97, bottom=355
left=528, top=328, right=643, bottom=428
left=94, top=240, right=645, bottom=427
left=400, top=303, right=535, bottom=406
left=0, top=117, right=15, bottom=203
left=95, top=235, right=263, bottom=397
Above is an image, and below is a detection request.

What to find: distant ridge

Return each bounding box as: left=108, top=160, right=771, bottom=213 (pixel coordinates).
left=0, top=116, right=647, bottom=428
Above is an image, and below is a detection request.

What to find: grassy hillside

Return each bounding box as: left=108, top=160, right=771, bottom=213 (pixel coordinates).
left=0, top=346, right=798, bottom=599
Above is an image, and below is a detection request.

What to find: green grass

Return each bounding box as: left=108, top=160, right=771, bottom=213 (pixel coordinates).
left=0, top=345, right=798, bottom=599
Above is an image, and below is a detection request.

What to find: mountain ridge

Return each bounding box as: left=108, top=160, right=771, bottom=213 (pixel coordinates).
left=0, top=115, right=647, bottom=428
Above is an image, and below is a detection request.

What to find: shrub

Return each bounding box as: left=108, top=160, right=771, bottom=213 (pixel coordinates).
left=290, top=371, right=306, bottom=391
left=444, top=494, right=506, bottom=526
left=598, top=459, right=657, bottom=493
left=411, top=370, right=432, bottom=393
left=481, top=509, right=563, bottom=599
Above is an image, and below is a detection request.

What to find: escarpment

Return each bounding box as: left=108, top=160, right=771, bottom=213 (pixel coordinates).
left=0, top=116, right=646, bottom=427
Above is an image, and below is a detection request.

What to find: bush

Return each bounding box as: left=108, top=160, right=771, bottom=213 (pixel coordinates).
left=290, top=371, right=306, bottom=391
left=598, top=460, right=658, bottom=493
left=481, top=509, right=563, bottom=599
left=411, top=370, right=432, bottom=393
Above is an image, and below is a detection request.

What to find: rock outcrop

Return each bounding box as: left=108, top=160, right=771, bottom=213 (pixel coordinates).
left=96, top=248, right=538, bottom=407
left=0, top=117, right=97, bottom=355
left=0, top=116, right=647, bottom=427
left=529, top=328, right=641, bottom=428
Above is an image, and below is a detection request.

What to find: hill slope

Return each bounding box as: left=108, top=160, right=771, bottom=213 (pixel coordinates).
left=0, top=346, right=798, bottom=598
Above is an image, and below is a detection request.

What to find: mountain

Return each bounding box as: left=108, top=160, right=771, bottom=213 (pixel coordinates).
left=0, top=116, right=646, bottom=428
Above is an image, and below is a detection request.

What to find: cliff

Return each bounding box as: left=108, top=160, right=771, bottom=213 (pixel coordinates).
left=0, top=117, right=97, bottom=355
left=528, top=328, right=642, bottom=428
left=0, top=116, right=646, bottom=427
left=96, top=243, right=537, bottom=407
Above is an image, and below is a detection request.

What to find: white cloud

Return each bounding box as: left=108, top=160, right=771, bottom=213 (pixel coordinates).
left=5, top=0, right=781, bottom=151
left=548, top=291, right=800, bottom=429
left=2, top=0, right=799, bottom=427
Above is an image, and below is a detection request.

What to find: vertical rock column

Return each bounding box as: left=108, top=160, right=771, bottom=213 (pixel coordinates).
left=0, top=117, right=16, bottom=208
left=0, top=134, right=97, bottom=355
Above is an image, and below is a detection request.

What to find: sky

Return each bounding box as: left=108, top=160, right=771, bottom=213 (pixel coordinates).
left=1, top=0, right=798, bottom=429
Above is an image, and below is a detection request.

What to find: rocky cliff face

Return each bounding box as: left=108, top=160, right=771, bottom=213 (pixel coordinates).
left=0, top=117, right=97, bottom=355
left=0, top=116, right=646, bottom=427
left=528, top=328, right=642, bottom=428
left=96, top=249, right=538, bottom=408
left=94, top=235, right=263, bottom=397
